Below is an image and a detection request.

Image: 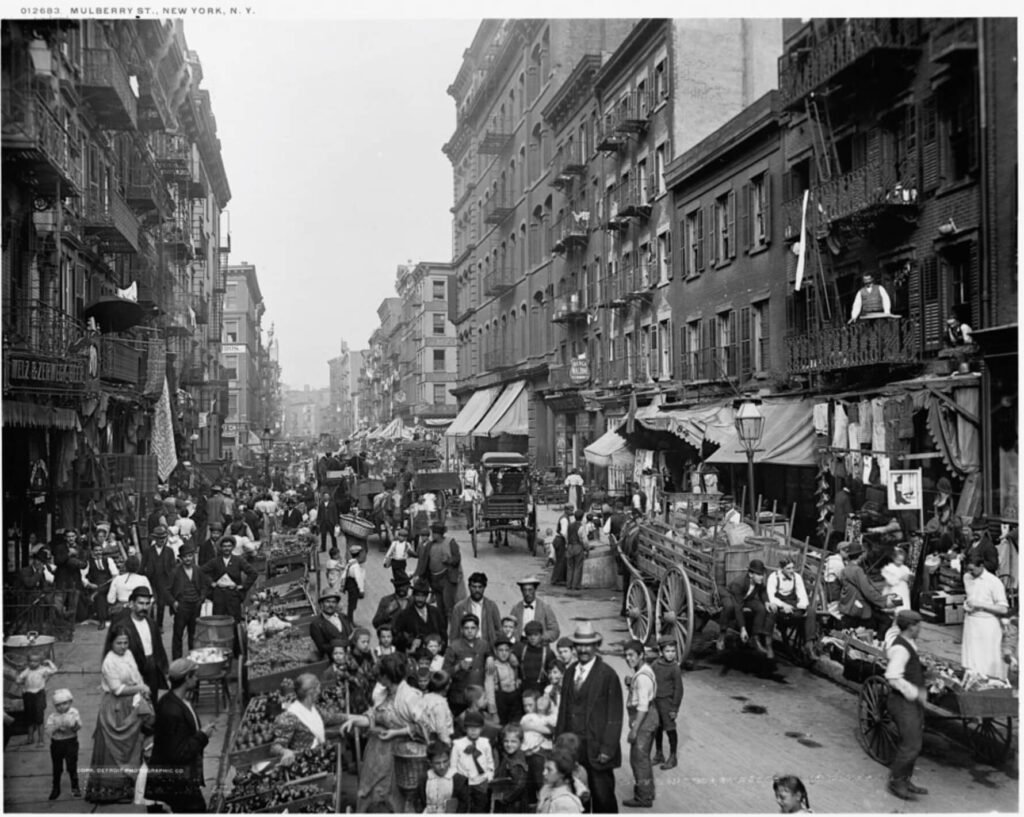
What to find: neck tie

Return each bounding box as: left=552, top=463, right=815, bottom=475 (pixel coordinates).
left=464, top=742, right=485, bottom=776
left=523, top=603, right=533, bottom=610
left=575, top=669, right=584, bottom=692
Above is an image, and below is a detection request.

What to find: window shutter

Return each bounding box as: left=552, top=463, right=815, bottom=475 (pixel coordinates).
left=696, top=209, right=705, bottom=272
left=680, top=325, right=689, bottom=380
left=706, top=204, right=716, bottom=268
left=968, top=240, right=981, bottom=328
left=920, top=255, right=941, bottom=351
left=665, top=230, right=673, bottom=280
left=740, top=306, right=752, bottom=377
left=727, top=190, right=737, bottom=259
left=664, top=322, right=673, bottom=378
left=760, top=301, right=770, bottom=370
left=741, top=183, right=751, bottom=252
left=921, top=97, right=939, bottom=193
left=764, top=174, right=772, bottom=245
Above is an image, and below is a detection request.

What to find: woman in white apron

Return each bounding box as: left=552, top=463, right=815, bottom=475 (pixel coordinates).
left=962, top=555, right=1009, bottom=679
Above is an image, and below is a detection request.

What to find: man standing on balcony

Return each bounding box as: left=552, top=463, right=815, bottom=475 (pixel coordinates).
left=849, top=271, right=892, bottom=323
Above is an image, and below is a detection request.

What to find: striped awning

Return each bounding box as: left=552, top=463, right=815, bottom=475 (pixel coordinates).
left=2, top=401, right=80, bottom=431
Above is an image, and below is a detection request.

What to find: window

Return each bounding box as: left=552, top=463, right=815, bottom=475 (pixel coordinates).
left=637, top=158, right=649, bottom=204
left=714, top=191, right=736, bottom=264
left=432, top=313, right=446, bottom=335
left=223, top=355, right=238, bottom=381
left=942, top=76, right=978, bottom=183
left=657, top=230, right=672, bottom=284
left=225, top=321, right=238, bottom=343
left=432, top=279, right=446, bottom=300
left=654, top=59, right=668, bottom=101
left=684, top=209, right=704, bottom=276
left=433, top=384, right=447, bottom=404
left=227, top=394, right=238, bottom=417
left=746, top=172, right=771, bottom=249
left=655, top=143, right=667, bottom=195
left=433, top=349, right=446, bottom=371
left=658, top=320, right=672, bottom=378
left=683, top=319, right=701, bottom=380
left=754, top=301, right=770, bottom=372
left=224, top=283, right=237, bottom=310
left=718, top=310, right=737, bottom=378
left=637, top=79, right=648, bottom=117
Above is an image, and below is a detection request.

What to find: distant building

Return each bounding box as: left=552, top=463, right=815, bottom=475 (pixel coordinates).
left=282, top=385, right=332, bottom=441
left=220, top=263, right=263, bottom=461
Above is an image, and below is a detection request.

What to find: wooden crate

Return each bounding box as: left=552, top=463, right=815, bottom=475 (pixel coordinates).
left=244, top=659, right=330, bottom=699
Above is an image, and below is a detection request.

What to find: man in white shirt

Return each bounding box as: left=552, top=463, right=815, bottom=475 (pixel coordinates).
left=623, top=640, right=658, bottom=808
left=849, top=271, right=893, bottom=322
left=883, top=610, right=929, bottom=801
left=509, top=577, right=559, bottom=645
left=81, top=542, right=119, bottom=629
left=122, top=586, right=169, bottom=701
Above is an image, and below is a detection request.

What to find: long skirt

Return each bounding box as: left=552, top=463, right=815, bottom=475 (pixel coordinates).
left=85, top=692, right=144, bottom=803
left=962, top=613, right=1006, bottom=679
left=356, top=736, right=403, bottom=813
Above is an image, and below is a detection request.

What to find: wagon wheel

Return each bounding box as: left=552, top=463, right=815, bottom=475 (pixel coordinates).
left=655, top=566, right=695, bottom=662
left=468, top=504, right=478, bottom=558
left=625, top=578, right=654, bottom=644
left=856, top=676, right=900, bottom=765
left=965, top=716, right=1014, bottom=767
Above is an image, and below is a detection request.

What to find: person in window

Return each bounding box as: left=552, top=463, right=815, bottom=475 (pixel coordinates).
left=849, top=272, right=892, bottom=323
left=944, top=310, right=974, bottom=346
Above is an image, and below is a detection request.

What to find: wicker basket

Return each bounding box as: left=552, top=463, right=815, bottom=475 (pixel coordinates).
left=394, top=752, right=429, bottom=792
left=339, top=515, right=374, bottom=539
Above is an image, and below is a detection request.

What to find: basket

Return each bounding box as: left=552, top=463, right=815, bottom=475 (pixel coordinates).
left=953, top=687, right=1018, bottom=718
left=339, top=515, right=374, bottom=539
left=394, top=752, right=429, bottom=792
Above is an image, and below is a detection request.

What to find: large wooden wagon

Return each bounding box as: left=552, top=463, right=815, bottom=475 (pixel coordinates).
left=618, top=517, right=829, bottom=664
left=467, top=452, right=537, bottom=558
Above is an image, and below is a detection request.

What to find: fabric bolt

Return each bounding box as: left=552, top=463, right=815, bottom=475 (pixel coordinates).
left=955, top=388, right=981, bottom=473
left=832, top=404, right=848, bottom=450
left=871, top=398, right=886, bottom=454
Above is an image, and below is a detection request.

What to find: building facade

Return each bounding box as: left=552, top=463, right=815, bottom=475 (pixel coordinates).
left=328, top=341, right=364, bottom=442
left=2, top=19, right=230, bottom=561
left=282, top=385, right=331, bottom=441
left=219, top=262, right=263, bottom=463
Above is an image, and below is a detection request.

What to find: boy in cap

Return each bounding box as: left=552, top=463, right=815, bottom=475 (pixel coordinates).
left=623, top=639, right=657, bottom=808
left=45, top=688, right=81, bottom=799
left=650, top=636, right=683, bottom=770
left=383, top=527, right=414, bottom=583
left=514, top=620, right=557, bottom=695
left=341, top=543, right=366, bottom=621
left=169, top=540, right=213, bottom=660
left=717, top=558, right=776, bottom=658
left=450, top=709, right=494, bottom=812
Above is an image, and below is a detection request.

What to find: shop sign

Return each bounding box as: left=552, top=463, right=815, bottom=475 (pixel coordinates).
left=888, top=469, right=922, bottom=510
left=569, top=358, right=590, bottom=384
left=221, top=344, right=246, bottom=355
left=4, top=354, right=86, bottom=389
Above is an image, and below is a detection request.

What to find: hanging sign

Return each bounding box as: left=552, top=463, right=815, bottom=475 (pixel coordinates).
left=888, top=469, right=922, bottom=510
left=569, top=358, right=591, bottom=384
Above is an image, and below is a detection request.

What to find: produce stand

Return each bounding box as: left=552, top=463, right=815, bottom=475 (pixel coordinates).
left=830, top=632, right=1018, bottom=767
left=218, top=744, right=342, bottom=814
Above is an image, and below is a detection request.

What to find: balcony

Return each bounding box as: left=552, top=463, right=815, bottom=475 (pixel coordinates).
left=479, top=118, right=515, bottom=154
left=596, top=274, right=628, bottom=308
left=620, top=261, right=653, bottom=300
left=484, top=347, right=513, bottom=371
left=552, top=291, right=588, bottom=325
left=786, top=316, right=920, bottom=375
left=605, top=175, right=654, bottom=228
left=550, top=144, right=587, bottom=189
left=126, top=159, right=172, bottom=213
left=930, top=18, right=977, bottom=64
left=3, top=299, right=85, bottom=361
left=609, top=89, right=654, bottom=134
left=781, top=159, right=919, bottom=240
left=596, top=118, right=627, bottom=152
left=161, top=222, right=194, bottom=263
left=777, top=19, right=921, bottom=110
left=551, top=214, right=590, bottom=254
left=179, top=363, right=206, bottom=385
left=593, top=356, right=652, bottom=386
left=137, top=72, right=175, bottom=132
left=82, top=189, right=140, bottom=253
left=80, top=47, right=138, bottom=130
left=483, top=192, right=515, bottom=225
left=98, top=336, right=143, bottom=386
left=483, top=262, right=516, bottom=296
left=151, top=133, right=191, bottom=182
left=1, top=91, right=83, bottom=196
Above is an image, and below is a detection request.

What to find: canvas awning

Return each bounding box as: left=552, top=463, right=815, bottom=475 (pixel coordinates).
left=487, top=382, right=529, bottom=436
left=472, top=381, right=527, bottom=437
left=584, top=427, right=634, bottom=468
left=639, top=402, right=734, bottom=449
left=705, top=398, right=818, bottom=467
left=445, top=386, right=502, bottom=440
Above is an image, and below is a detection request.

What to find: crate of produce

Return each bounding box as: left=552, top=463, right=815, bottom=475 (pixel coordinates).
left=243, top=627, right=329, bottom=698
left=953, top=687, right=1018, bottom=719
left=227, top=691, right=292, bottom=770
left=222, top=745, right=338, bottom=813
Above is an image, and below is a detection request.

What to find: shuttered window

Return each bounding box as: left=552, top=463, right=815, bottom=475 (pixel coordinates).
left=920, top=96, right=939, bottom=192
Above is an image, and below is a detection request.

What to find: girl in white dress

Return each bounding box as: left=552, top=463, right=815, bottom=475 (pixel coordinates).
left=881, top=547, right=912, bottom=610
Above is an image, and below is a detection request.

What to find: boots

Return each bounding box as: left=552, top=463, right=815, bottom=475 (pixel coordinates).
left=651, top=749, right=665, bottom=765
left=49, top=785, right=60, bottom=801
left=887, top=779, right=915, bottom=801
left=660, top=754, right=678, bottom=770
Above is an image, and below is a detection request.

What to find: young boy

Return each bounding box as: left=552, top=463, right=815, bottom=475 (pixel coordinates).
left=45, top=688, right=81, bottom=799
left=555, top=637, right=576, bottom=669
left=486, top=636, right=522, bottom=725
left=421, top=739, right=468, bottom=814
left=651, top=636, right=684, bottom=770
left=383, top=528, right=414, bottom=583
left=17, top=652, right=58, bottom=747
left=552, top=732, right=590, bottom=809
left=542, top=527, right=556, bottom=568
left=425, top=633, right=446, bottom=673
left=450, top=709, right=494, bottom=812
left=373, top=624, right=396, bottom=660
left=499, top=616, right=518, bottom=648
left=623, top=640, right=658, bottom=809
left=513, top=620, right=556, bottom=695
left=492, top=722, right=530, bottom=813
left=341, top=543, right=366, bottom=621
left=322, top=638, right=352, bottom=691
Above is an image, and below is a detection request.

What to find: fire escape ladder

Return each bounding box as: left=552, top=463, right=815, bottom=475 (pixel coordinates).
left=805, top=94, right=841, bottom=184
left=810, top=233, right=838, bottom=327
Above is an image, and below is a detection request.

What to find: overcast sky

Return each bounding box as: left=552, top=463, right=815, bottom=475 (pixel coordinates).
left=181, top=17, right=481, bottom=389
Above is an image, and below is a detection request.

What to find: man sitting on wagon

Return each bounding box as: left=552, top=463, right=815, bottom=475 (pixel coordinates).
left=716, top=559, right=775, bottom=659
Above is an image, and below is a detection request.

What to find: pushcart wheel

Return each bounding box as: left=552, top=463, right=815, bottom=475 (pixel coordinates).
left=625, top=578, right=653, bottom=644
left=655, top=566, right=694, bottom=662
left=856, top=676, right=900, bottom=765
left=965, top=716, right=1013, bottom=767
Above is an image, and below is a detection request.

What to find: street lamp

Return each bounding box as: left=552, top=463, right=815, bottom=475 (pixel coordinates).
left=261, top=425, right=272, bottom=484
left=734, top=396, right=765, bottom=521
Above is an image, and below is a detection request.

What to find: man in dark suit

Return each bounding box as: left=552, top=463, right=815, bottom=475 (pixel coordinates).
left=555, top=621, right=623, bottom=814
left=114, top=586, right=169, bottom=701
left=412, top=522, right=461, bottom=627
left=372, top=575, right=413, bottom=631
left=141, top=526, right=177, bottom=629
left=394, top=578, right=447, bottom=655
left=310, top=591, right=354, bottom=660
left=197, top=522, right=223, bottom=567
left=169, top=542, right=213, bottom=660
left=81, top=541, right=118, bottom=630
left=716, top=558, right=776, bottom=658
left=448, top=572, right=502, bottom=650
left=200, top=536, right=258, bottom=624
left=317, top=489, right=339, bottom=553
left=145, top=658, right=214, bottom=813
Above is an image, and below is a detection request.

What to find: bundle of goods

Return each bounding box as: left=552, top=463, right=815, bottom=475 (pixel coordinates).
left=248, top=581, right=313, bottom=620
left=223, top=744, right=338, bottom=813
left=247, top=627, right=321, bottom=678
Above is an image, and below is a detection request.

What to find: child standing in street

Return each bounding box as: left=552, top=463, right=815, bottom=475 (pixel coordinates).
left=492, top=722, right=530, bottom=813
left=383, top=528, right=414, bottom=582
left=651, top=636, right=684, bottom=770
left=486, top=636, right=522, bottom=725
left=45, top=688, right=81, bottom=799
left=341, top=543, right=366, bottom=621
left=17, top=652, right=58, bottom=747
left=373, top=623, right=396, bottom=659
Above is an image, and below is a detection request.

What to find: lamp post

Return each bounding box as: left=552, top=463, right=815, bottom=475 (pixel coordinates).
left=734, top=396, right=765, bottom=521
left=261, top=426, right=272, bottom=485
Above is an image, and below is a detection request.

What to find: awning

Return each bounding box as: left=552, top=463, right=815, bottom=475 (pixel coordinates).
left=379, top=418, right=405, bottom=439
left=472, top=381, right=527, bottom=438
left=423, top=417, right=454, bottom=428
left=640, top=402, right=733, bottom=449
left=584, top=427, right=634, bottom=468
left=445, top=386, right=502, bottom=440
left=705, top=398, right=818, bottom=467
left=488, top=382, right=529, bottom=436
left=84, top=295, right=144, bottom=333
left=2, top=401, right=81, bottom=431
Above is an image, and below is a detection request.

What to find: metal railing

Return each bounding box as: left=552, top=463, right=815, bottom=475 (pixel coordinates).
left=1, top=90, right=83, bottom=193
left=81, top=188, right=140, bottom=252
left=786, top=316, right=920, bottom=374
left=551, top=214, right=590, bottom=252
left=82, top=47, right=138, bottom=129
left=552, top=291, right=587, bottom=321
left=3, top=300, right=85, bottom=358
left=98, top=336, right=143, bottom=385
left=483, top=261, right=516, bottom=296
left=607, top=174, right=655, bottom=220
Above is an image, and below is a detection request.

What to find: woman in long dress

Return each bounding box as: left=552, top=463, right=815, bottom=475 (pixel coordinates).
left=269, top=673, right=347, bottom=764
left=84, top=626, right=149, bottom=803
left=340, top=653, right=427, bottom=812
left=962, top=555, right=1009, bottom=679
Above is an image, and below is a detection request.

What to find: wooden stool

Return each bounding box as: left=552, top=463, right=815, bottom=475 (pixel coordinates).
left=189, top=670, right=231, bottom=716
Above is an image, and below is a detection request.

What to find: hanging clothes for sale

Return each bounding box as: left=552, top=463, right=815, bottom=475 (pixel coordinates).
left=859, top=400, right=873, bottom=445
left=871, top=398, right=887, bottom=454
left=832, top=403, right=848, bottom=450
left=813, top=403, right=830, bottom=436
left=846, top=402, right=860, bottom=424
left=862, top=455, right=874, bottom=486
left=897, top=395, right=915, bottom=439
left=877, top=454, right=891, bottom=486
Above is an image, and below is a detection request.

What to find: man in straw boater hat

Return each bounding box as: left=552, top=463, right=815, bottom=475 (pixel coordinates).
left=554, top=620, right=623, bottom=814
left=510, top=575, right=560, bottom=645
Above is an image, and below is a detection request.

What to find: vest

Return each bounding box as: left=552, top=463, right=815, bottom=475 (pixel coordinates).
left=86, top=559, right=112, bottom=586
left=860, top=285, right=884, bottom=315
left=893, top=635, right=924, bottom=686
left=627, top=662, right=657, bottom=710
left=177, top=567, right=203, bottom=604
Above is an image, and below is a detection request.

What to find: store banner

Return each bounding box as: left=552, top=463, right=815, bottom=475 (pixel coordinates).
left=153, top=376, right=178, bottom=481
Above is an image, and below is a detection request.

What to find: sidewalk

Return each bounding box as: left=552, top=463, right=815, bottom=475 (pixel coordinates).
left=3, top=617, right=233, bottom=814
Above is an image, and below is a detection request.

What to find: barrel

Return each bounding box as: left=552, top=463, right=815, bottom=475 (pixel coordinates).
left=753, top=536, right=798, bottom=571
left=196, top=616, right=236, bottom=652
left=723, top=543, right=762, bottom=586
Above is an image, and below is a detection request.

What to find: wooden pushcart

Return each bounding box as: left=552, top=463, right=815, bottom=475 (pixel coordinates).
left=848, top=634, right=1016, bottom=768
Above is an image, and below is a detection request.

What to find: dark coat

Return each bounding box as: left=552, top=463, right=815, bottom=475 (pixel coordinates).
left=722, top=573, right=771, bottom=628
left=393, top=602, right=447, bottom=653
left=310, top=612, right=354, bottom=660
left=447, top=596, right=502, bottom=649
left=318, top=497, right=339, bottom=529
left=51, top=543, right=85, bottom=591
left=199, top=554, right=258, bottom=592
left=372, top=593, right=411, bottom=631
left=413, top=536, right=462, bottom=585
left=142, top=543, right=177, bottom=605
left=116, top=614, right=169, bottom=691
left=169, top=563, right=213, bottom=606
left=555, top=656, right=623, bottom=770
left=146, top=689, right=208, bottom=791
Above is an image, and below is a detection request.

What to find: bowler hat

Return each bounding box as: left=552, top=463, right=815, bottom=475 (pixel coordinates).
left=129, top=586, right=153, bottom=601
left=569, top=621, right=602, bottom=645
left=844, top=542, right=865, bottom=559
left=391, top=575, right=411, bottom=587
left=463, top=710, right=485, bottom=728
left=150, top=525, right=168, bottom=540
left=179, top=541, right=197, bottom=556
left=747, top=559, right=766, bottom=576
left=430, top=522, right=447, bottom=534
left=411, top=577, right=431, bottom=595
